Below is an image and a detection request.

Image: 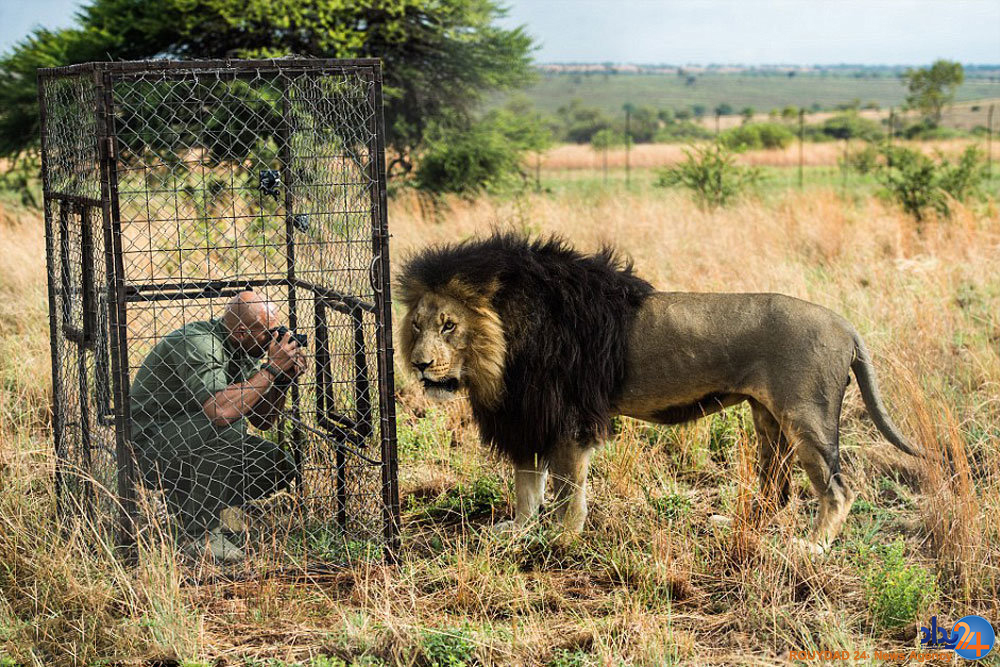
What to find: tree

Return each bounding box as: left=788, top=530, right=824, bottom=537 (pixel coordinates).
left=0, top=0, right=535, bottom=173
left=901, top=59, right=964, bottom=127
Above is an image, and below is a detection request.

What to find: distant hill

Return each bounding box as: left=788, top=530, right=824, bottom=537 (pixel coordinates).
left=489, top=64, right=1000, bottom=118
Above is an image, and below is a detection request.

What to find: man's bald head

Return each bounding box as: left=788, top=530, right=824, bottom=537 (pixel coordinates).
left=222, top=290, right=279, bottom=357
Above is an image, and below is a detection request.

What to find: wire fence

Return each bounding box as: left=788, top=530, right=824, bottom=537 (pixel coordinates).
left=38, top=58, right=399, bottom=573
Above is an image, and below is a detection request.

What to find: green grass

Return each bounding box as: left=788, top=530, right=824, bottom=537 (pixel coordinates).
left=492, top=72, right=1000, bottom=117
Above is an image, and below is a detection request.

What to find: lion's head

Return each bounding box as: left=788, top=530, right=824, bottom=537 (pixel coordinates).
left=397, top=277, right=506, bottom=408
left=397, top=233, right=653, bottom=463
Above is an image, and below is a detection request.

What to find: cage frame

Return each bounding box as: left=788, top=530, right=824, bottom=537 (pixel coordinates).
left=37, top=58, right=400, bottom=563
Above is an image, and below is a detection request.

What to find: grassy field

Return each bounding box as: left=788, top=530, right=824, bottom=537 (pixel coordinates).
left=492, top=71, right=1000, bottom=119
left=1, top=155, right=1000, bottom=665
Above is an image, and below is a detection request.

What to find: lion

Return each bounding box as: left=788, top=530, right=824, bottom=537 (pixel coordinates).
left=396, top=233, right=919, bottom=552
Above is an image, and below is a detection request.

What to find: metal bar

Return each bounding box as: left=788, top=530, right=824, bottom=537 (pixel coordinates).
left=44, top=193, right=104, bottom=208
left=58, top=201, right=73, bottom=332
left=367, top=63, right=401, bottom=561
left=122, top=278, right=375, bottom=314
left=37, top=72, right=66, bottom=517
left=278, top=72, right=304, bottom=491
left=76, top=345, right=96, bottom=525
left=352, top=309, right=373, bottom=439
left=314, top=300, right=333, bottom=427
left=81, top=205, right=97, bottom=345
left=39, top=58, right=381, bottom=77
left=96, top=68, right=137, bottom=560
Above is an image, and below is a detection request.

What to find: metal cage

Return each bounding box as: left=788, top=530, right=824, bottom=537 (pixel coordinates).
left=37, top=58, right=399, bottom=568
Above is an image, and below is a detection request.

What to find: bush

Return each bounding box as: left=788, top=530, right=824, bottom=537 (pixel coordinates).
left=819, top=113, right=884, bottom=141
left=653, top=121, right=713, bottom=143
left=857, top=541, right=936, bottom=631
left=718, top=122, right=794, bottom=151
left=654, top=143, right=763, bottom=208
left=880, top=145, right=987, bottom=220
left=842, top=143, right=881, bottom=175
left=415, top=120, right=524, bottom=196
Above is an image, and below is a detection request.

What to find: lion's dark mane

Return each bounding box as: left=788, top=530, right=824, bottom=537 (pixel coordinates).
left=401, top=233, right=654, bottom=464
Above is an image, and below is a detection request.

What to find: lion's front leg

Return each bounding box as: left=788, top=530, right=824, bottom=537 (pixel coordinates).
left=494, top=459, right=548, bottom=533
left=549, top=443, right=596, bottom=535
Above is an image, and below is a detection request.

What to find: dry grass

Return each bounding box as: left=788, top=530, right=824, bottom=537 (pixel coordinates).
left=543, top=138, right=1000, bottom=170
left=1, top=165, right=999, bottom=665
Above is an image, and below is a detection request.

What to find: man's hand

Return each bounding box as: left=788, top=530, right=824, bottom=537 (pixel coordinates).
left=267, top=330, right=301, bottom=375
left=289, top=349, right=307, bottom=379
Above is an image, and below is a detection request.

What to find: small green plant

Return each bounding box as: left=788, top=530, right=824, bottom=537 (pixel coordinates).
left=879, top=145, right=987, bottom=221
left=547, top=648, right=592, bottom=667
left=415, top=477, right=504, bottom=520
left=857, top=540, right=936, bottom=630
left=309, top=656, right=349, bottom=667
left=648, top=491, right=692, bottom=521
left=655, top=143, right=763, bottom=208
left=420, top=626, right=477, bottom=667
left=397, top=407, right=452, bottom=459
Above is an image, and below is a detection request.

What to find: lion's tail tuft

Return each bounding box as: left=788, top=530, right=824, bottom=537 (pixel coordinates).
left=851, top=332, right=922, bottom=458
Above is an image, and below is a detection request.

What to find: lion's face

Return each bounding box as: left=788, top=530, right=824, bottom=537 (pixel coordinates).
left=398, top=283, right=506, bottom=408
left=403, top=293, right=470, bottom=399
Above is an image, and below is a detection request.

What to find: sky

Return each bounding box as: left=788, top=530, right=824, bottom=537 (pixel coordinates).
left=1, top=0, right=998, bottom=65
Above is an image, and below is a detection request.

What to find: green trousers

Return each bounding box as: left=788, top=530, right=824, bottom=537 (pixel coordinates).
left=132, top=414, right=296, bottom=536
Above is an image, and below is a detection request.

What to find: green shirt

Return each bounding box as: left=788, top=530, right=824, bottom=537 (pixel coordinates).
left=129, top=318, right=261, bottom=429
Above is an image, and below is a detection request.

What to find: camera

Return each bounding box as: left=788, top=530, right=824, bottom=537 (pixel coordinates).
left=270, top=325, right=308, bottom=348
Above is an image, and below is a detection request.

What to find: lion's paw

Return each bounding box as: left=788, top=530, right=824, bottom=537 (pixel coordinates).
left=492, top=520, right=520, bottom=534
left=791, top=537, right=827, bottom=556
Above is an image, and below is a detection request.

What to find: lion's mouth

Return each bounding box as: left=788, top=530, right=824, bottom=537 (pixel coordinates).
left=421, top=376, right=460, bottom=393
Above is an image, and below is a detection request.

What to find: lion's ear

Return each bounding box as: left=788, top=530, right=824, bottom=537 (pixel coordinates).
left=443, top=277, right=500, bottom=310
left=394, top=276, right=425, bottom=310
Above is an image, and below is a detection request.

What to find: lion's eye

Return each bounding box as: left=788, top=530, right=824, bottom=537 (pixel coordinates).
left=442, top=321, right=456, bottom=334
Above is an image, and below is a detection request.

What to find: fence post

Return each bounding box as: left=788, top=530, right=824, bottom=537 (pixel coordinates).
left=798, top=109, right=805, bottom=190
left=624, top=103, right=632, bottom=188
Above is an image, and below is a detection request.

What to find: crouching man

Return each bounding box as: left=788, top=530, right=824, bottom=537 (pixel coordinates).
left=129, top=290, right=304, bottom=563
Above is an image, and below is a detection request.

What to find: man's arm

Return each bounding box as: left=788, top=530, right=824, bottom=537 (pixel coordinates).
left=201, top=333, right=302, bottom=427
left=201, top=368, right=276, bottom=426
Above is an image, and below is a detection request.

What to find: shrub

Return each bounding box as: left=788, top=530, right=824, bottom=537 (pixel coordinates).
left=857, top=541, right=936, bottom=630
left=654, top=143, right=763, bottom=208
left=819, top=113, right=883, bottom=142
left=415, top=120, right=524, bottom=196
left=653, top=121, right=713, bottom=143
left=880, top=145, right=987, bottom=220
left=842, top=143, right=881, bottom=175
left=718, top=122, right=794, bottom=151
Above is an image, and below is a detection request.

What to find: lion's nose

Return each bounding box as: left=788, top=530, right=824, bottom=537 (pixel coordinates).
left=413, top=361, right=432, bottom=373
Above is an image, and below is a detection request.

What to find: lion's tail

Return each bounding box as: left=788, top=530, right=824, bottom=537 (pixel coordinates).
left=850, top=332, right=922, bottom=457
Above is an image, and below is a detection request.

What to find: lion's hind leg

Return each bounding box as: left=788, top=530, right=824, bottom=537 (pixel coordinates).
left=787, top=413, right=856, bottom=552
left=749, top=399, right=794, bottom=521
left=549, top=443, right=596, bottom=535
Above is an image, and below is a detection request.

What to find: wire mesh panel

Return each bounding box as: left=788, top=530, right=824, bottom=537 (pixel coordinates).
left=38, top=59, right=399, bottom=570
